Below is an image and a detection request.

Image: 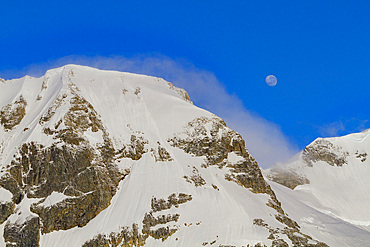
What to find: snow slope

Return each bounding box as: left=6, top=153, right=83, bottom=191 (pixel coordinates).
left=265, top=130, right=370, bottom=246
left=269, top=181, right=370, bottom=247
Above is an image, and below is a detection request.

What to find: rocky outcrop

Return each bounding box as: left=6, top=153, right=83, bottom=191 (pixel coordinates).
left=168, top=116, right=276, bottom=196
left=167, top=82, right=192, bottom=103
left=82, top=224, right=147, bottom=247
left=3, top=141, right=124, bottom=233
left=83, top=193, right=192, bottom=246
left=0, top=95, right=27, bottom=131
left=183, top=166, right=206, bottom=187
left=116, top=135, right=148, bottom=161
left=169, top=116, right=328, bottom=245
left=151, top=193, right=192, bottom=212
left=302, top=139, right=349, bottom=167
left=0, top=200, right=15, bottom=224
left=265, top=169, right=310, bottom=190
left=168, top=117, right=269, bottom=193
left=151, top=143, right=173, bottom=162
left=0, top=90, right=128, bottom=243
left=253, top=218, right=328, bottom=247
left=4, top=216, right=41, bottom=247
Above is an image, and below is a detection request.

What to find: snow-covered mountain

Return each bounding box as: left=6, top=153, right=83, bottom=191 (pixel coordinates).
left=265, top=130, right=370, bottom=246
left=0, top=64, right=364, bottom=247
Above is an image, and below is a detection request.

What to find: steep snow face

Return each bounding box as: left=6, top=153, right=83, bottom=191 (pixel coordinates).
left=265, top=130, right=370, bottom=236
left=0, top=65, right=326, bottom=246
left=269, top=181, right=370, bottom=247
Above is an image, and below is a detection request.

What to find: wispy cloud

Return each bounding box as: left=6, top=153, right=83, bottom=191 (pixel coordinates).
left=0, top=54, right=299, bottom=168
left=317, top=118, right=369, bottom=138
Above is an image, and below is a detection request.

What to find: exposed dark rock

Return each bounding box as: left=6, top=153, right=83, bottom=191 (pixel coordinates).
left=116, top=135, right=148, bottom=161
left=183, top=166, right=206, bottom=187
left=4, top=216, right=41, bottom=247
left=168, top=117, right=283, bottom=213
left=0, top=175, right=23, bottom=204
left=355, top=151, right=367, bottom=162
left=168, top=117, right=269, bottom=194
left=212, top=184, right=219, bottom=191
left=271, top=239, right=289, bottom=247
left=167, top=82, right=192, bottom=103
left=0, top=95, right=27, bottom=131
left=134, top=87, right=141, bottom=96
left=266, top=170, right=310, bottom=190
left=83, top=193, right=191, bottom=246
left=1, top=141, right=125, bottom=233
left=168, top=117, right=246, bottom=166
left=82, top=224, right=148, bottom=247
left=142, top=213, right=180, bottom=228
left=151, top=193, right=192, bottom=212
left=224, top=154, right=271, bottom=194
left=151, top=144, right=173, bottom=162
left=0, top=200, right=15, bottom=224
left=253, top=218, right=328, bottom=247
left=0, top=92, right=127, bottom=235
left=39, top=94, right=67, bottom=125
left=302, top=139, right=349, bottom=167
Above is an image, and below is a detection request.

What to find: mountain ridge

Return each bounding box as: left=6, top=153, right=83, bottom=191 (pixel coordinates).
left=0, top=65, right=359, bottom=246
left=265, top=128, right=370, bottom=246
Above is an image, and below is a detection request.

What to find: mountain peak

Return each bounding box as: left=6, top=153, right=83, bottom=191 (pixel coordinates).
left=0, top=66, right=342, bottom=246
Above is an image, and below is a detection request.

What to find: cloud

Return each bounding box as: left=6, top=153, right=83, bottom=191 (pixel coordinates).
left=0, top=54, right=299, bottom=168
left=317, top=118, right=369, bottom=138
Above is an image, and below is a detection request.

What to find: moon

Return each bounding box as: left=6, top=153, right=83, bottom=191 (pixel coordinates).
left=266, top=75, right=277, bottom=86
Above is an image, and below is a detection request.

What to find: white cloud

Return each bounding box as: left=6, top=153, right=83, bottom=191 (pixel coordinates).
left=0, top=54, right=299, bottom=168
left=316, top=118, right=369, bottom=138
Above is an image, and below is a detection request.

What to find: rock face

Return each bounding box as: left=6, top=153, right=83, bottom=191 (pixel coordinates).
left=302, top=139, right=349, bottom=167
left=83, top=193, right=193, bottom=247
left=0, top=201, right=14, bottom=225
left=0, top=95, right=27, bottom=131
left=168, top=117, right=270, bottom=194
left=4, top=216, right=40, bottom=247
left=0, top=65, right=329, bottom=246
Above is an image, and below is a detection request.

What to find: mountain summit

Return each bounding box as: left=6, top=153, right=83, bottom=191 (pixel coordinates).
left=1, top=65, right=328, bottom=246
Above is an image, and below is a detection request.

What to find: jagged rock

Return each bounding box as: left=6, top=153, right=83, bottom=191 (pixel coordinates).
left=355, top=151, right=367, bottom=162
left=151, top=144, right=173, bottom=162
left=0, top=92, right=126, bottom=234
left=151, top=193, right=192, bottom=212
left=302, top=139, right=349, bottom=167
left=169, top=117, right=282, bottom=209
left=0, top=201, right=15, bottom=224
left=0, top=95, right=27, bottom=131
left=271, top=239, right=289, bottom=247
left=83, top=193, right=191, bottom=246
left=2, top=141, right=124, bottom=233
left=39, top=94, right=67, bottom=125
left=0, top=175, right=24, bottom=204
left=168, top=117, right=246, bottom=164
left=168, top=116, right=269, bottom=193
left=253, top=218, right=328, bottom=247
left=82, top=224, right=148, bottom=247
left=4, top=216, right=41, bottom=247
left=183, top=166, right=206, bottom=187
left=116, top=135, right=148, bottom=160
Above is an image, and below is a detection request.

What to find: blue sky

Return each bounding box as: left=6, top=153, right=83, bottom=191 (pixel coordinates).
left=1, top=1, right=369, bottom=167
